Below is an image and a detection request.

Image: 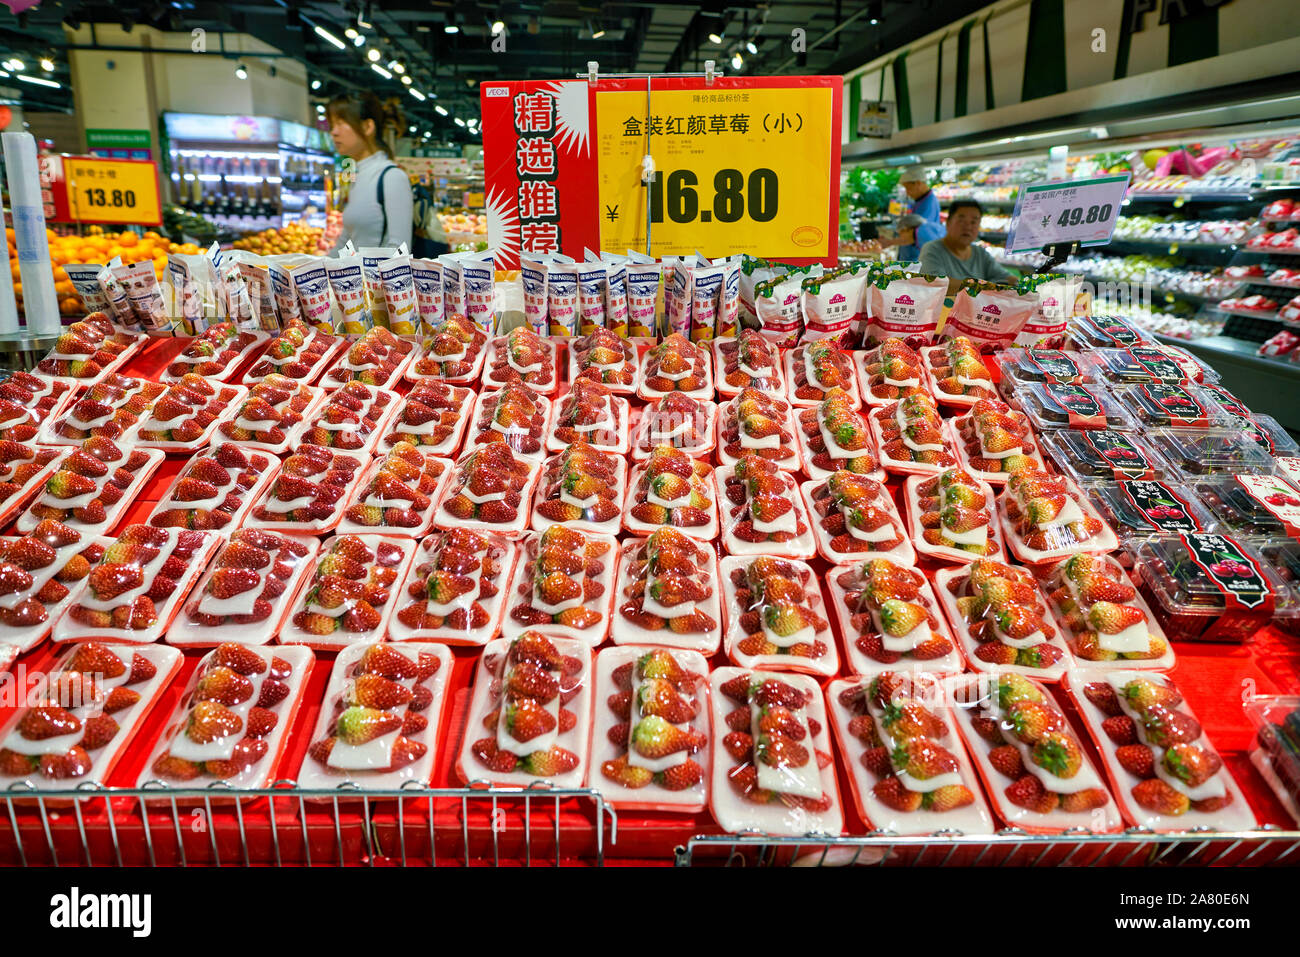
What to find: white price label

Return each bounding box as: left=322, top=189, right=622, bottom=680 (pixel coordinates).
left=1004, top=173, right=1132, bottom=254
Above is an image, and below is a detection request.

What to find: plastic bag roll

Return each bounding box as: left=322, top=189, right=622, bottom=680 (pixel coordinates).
left=3, top=132, right=59, bottom=333
left=0, top=205, right=20, bottom=333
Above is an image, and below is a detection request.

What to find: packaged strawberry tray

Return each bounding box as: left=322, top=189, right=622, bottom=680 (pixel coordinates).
left=800, top=471, right=914, bottom=565
left=901, top=469, right=1005, bottom=563
left=714, top=330, right=785, bottom=399
left=949, top=673, right=1122, bottom=833
left=320, top=327, right=415, bottom=391
left=547, top=379, right=629, bottom=456
left=531, top=441, right=627, bottom=537
left=407, top=314, right=487, bottom=384
left=169, top=530, right=319, bottom=648
left=53, top=525, right=221, bottom=645
left=921, top=336, right=998, bottom=407
left=0, top=642, right=179, bottom=793
left=612, top=528, right=723, bottom=654
left=709, top=668, right=843, bottom=837
left=623, top=446, right=719, bottom=541
left=433, top=445, right=543, bottom=539
left=214, top=374, right=325, bottom=455
left=291, top=381, right=399, bottom=457
left=569, top=327, right=640, bottom=395
left=35, top=374, right=166, bottom=446
left=590, top=646, right=711, bottom=811
left=138, top=643, right=313, bottom=796
left=720, top=556, right=839, bottom=677
left=243, top=319, right=343, bottom=386
left=949, top=399, right=1046, bottom=485
left=34, top=315, right=142, bottom=388
left=1040, top=429, right=1170, bottom=484
left=455, top=632, right=592, bottom=789
left=1082, top=479, right=1215, bottom=547
left=867, top=392, right=958, bottom=477
left=502, top=525, right=619, bottom=646
left=853, top=338, right=930, bottom=408
left=161, top=322, right=268, bottom=383
left=630, top=393, right=717, bottom=462
left=1010, top=382, right=1135, bottom=433
left=482, top=327, right=559, bottom=395
left=636, top=333, right=714, bottom=401
left=335, top=443, right=453, bottom=538
left=1066, top=671, right=1256, bottom=831
left=933, top=559, right=1073, bottom=681
left=784, top=340, right=861, bottom=409
left=0, top=522, right=109, bottom=652
left=716, top=388, right=802, bottom=471
left=827, top=673, right=993, bottom=836
left=1243, top=695, right=1300, bottom=825
left=828, top=557, right=963, bottom=677
left=716, top=457, right=816, bottom=560
left=0, top=371, right=72, bottom=444
left=134, top=375, right=247, bottom=451
left=996, top=469, right=1119, bottom=564
left=461, top=383, right=554, bottom=462
left=17, top=439, right=165, bottom=537
left=0, top=444, right=65, bottom=530
left=388, top=529, right=519, bottom=646
left=378, top=381, right=474, bottom=458
left=1041, top=554, right=1174, bottom=670
left=298, top=642, right=452, bottom=793
left=279, top=534, right=416, bottom=651
left=147, top=444, right=279, bottom=532
left=798, top=387, right=886, bottom=483
left=245, top=446, right=365, bottom=534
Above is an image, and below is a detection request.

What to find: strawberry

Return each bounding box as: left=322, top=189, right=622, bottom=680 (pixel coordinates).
left=1083, top=682, right=1124, bottom=716
left=1080, top=574, right=1136, bottom=604
left=211, top=643, right=267, bottom=676
left=1116, top=744, right=1155, bottom=778
left=1121, top=678, right=1182, bottom=714
left=348, top=673, right=414, bottom=710
left=208, top=567, right=261, bottom=600
left=102, top=687, right=140, bottom=713
left=471, top=737, right=519, bottom=773
left=880, top=700, right=946, bottom=741
left=923, top=784, right=975, bottom=812
left=245, top=707, right=279, bottom=737
left=19, top=705, right=82, bottom=740
left=1004, top=774, right=1058, bottom=813
left=877, top=599, right=928, bottom=638
left=520, top=746, right=580, bottom=777
left=1030, top=731, right=1082, bottom=778
left=38, top=746, right=93, bottom=779
left=658, top=760, right=704, bottom=791
left=357, top=644, right=418, bottom=680
left=86, top=563, right=144, bottom=601
left=66, top=642, right=126, bottom=679
left=76, top=713, right=119, bottom=751
left=759, top=734, right=809, bottom=768
left=506, top=662, right=560, bottom=702
left=335, top=705, right=402, bottom=744
left=185, top=700, right=243, bottom=743
left=1132, top=777, right=1190, bottom=815
left=195, top=666, right=255, bottom=707
left=205, top=737, right=270, bottom=777
left=602, top=754, right=654, bottom=789
left=1102, top=715, right=1137, bottom=745
left=891, top=737, right=957, bottom=779
left=1016, top=644, right=1064, bottom=669
left=637, top=648, right=693, bottom=686
left=988, top=745, right=1025, bottom=778
left=1162, top=743, right=1221, bottom=786
left=0, top=749, right=34, bottom=776
left=1140, top=705, right=1201, bottom=748
left=873, top=775, right=922, bottom=812
left=504, top=698, right=557, bottom=742
left=631, top=714, right=705, bottom=759
left=1005, top=700, right=1066, bottom=744
left=1087, top=601, right=1145, bottom=635
left=638, top=678, right=696, bottom=724
left=974, top=643, right=1017, bottom=665
left=1059, top=788, right=1109, bottom=812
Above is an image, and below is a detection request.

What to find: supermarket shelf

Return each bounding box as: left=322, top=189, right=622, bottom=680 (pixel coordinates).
left=1211, top=305, right=1283, bottom=320
left=1173, top=333, right=1300, bottom=430
left=1125, top=191, right=1256, bottom=203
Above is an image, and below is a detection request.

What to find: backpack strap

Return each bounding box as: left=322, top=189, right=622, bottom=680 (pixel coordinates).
left=375, top=164, right=400, bottom=246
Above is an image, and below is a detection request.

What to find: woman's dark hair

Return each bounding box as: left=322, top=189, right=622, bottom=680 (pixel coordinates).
left=947, top=199, right=984, bottom=217
left=326, top=91, right=405, bottom=158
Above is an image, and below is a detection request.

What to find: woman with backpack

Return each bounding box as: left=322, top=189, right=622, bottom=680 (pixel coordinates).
left=326, top=91, right=413, bottom=251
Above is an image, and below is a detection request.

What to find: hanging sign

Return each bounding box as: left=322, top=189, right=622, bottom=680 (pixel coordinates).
left=1004, top=173, right=1131, bottom=253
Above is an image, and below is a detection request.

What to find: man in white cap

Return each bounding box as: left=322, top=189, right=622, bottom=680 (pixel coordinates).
left=889, top=164, right=944, bottom=261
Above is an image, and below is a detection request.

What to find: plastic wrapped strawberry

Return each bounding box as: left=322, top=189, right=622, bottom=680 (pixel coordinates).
left=322, top=326, right=415, bottom=390
left=56, top=524, right=221, bottom=644
left=717, top=454, right=815, bottom=558
left=215, top=374, right=324, bottom=454
left=951, top=398, right=1044, bottom=482
left=801, top=469, right=912, bottom=564
left=998, top=468, right=1117, bottom=563
left=715, top=330, right=784, bottom=398
left=718, top=388, right=801, bottom=470
left=0, top=520, right=108, bottom=650
left=148, top=444, right=278, bottom=531
left=831, top=558, right=957, bottom=673
left=504, top=525, right=618, bottom=644
left=828, top=671, right=992, bottom=835
left=636, top=333, right=713, bottom=400
left=797, top=386, right=883, bottom=482
left=379, top=381, right=474, bottom=457
left=172, top=529, right=318, bottom=647
left=162, top=321, right=266, bottom=382
left=547, top=378, right=629, bottom=455
left=532, top=441, right=627, bottom=535
left=934, top=558, right=1072, bottom=680
left=19, top=436, right=164, bottom=535
left=593, top=646, right=710, bottom=810
left=720, top=556, right=837, bottom=676
left=922, top=336, right=996, bottom=406
left=301, top=641, right=452, bottom=789
left=37, top=374, right=167, bottom=445
left=434, top=444, right=543, bottom=538
left=408, top=313, right=488, bottom=383
left=391, top=528, right=518, bottom=645
left=1042, top=554, right=1173, bottom=668
left=869, top=391, right=958, bottom=476
left=246, top=444, right=364, bottom=532
left=0, top=641, right=179, bottom=789
left=293, top=380, right=398, bottom=455
left=854, top=338, right=929, bottom=408
left=0, top=442, right=63, bottom=523
left=337, top=442, right=452, bottom=536
left=785, top=339, right=861, bottom=408
left=483, top=326, right=557, bottom=394
left=457, top=632, right=592, bottom=787
left=135, top=374, right=245, bottom=449
left=631, top=392, right=717, bottom=462
left=281, top=535, right=415, bottom=650
left=243, top=318, right=342, bottom=385
left=569, top=327, right=639, bottom=393
left=623, top=445, right=718, bottom=540
left=35, top=313, right=141, bottom=384
left=708, top=668, right=842, bottom=836
left=903, top=468, right=1004, bottom=562
left=0, top=372, right=71, bottom=443
left=614, top=528, right=722, bottom=653
left=462, top=381, right=553, bottom=461
left=140, top=642, right=312, bottom=791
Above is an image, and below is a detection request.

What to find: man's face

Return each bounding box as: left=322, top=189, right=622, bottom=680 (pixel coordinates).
left=902, top=179, right=929, bottom=200
left=947, top=206, right=982, bottom=243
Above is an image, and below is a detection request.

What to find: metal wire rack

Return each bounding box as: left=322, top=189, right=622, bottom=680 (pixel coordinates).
left=1, top=780, right=618, bottom=867
left=674, top=828, right=1300, bottom=867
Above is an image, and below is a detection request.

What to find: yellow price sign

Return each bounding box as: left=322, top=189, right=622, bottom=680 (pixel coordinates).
left=63, top=157, right=162, bottom=225
left=595, top=84, right=837, bottom=261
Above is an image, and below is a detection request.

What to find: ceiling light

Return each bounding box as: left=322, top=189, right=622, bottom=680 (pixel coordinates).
left=392, top=62, right=405, bottom=74
left=370, top=63, right=392, bottom=79
left=356, top=3, right=372, bottom=29
left=311, top=79, right=321, bottom=90
left=39, top=57, right=54, bottom=72
left=868, top=1, right=883, bottom=25
left=491, top=19, right=505, bottom=35
left=409, top=89, right=426, bottom=101
left=435, top=105, right=448, bottom=116
left=367, top=48, right=381, bottom=62
left=352, top=34, right=365, bottom=47
left=5, top=59, right=23, bottom=72
left=746, top=40, right=757, bottom=54
left=445, top=24, right=459, bottom=33
left=708, top=32, right=723, bottom=44
left=731, top=52, right=743, bottom=69
left=0, top=71, right=8, bottom=78
left=401, top=75, right=412, bottom=86
left=454, top=117, right=466, bottom=127
left=344, top=27, right=358, bottom=39
left=17, top=74, right=60, bottom=89
left=314, top=25, right=346, bottom=49
left=235, top=63, right=248, bottom=79
left=408, top=124, right=416, bottom=133
left=591, top=21, right=605, bottom=38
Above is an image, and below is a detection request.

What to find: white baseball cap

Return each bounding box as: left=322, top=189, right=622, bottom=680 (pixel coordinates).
left=898, top=164, right=929, bottom=183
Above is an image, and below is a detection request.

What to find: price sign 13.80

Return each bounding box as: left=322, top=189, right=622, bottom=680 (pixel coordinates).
left=83, top=187, right=139, bottom=210
left=648, top=168, right=778, bottom=225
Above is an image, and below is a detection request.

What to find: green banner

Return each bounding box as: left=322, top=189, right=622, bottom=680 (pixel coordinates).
left=85, top=128, right=153, bottom=149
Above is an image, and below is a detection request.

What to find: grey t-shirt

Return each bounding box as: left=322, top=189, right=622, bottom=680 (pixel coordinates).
left=331, top=151, right=413, bottom=253
left=919, top=239, right=1014, bottom=284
